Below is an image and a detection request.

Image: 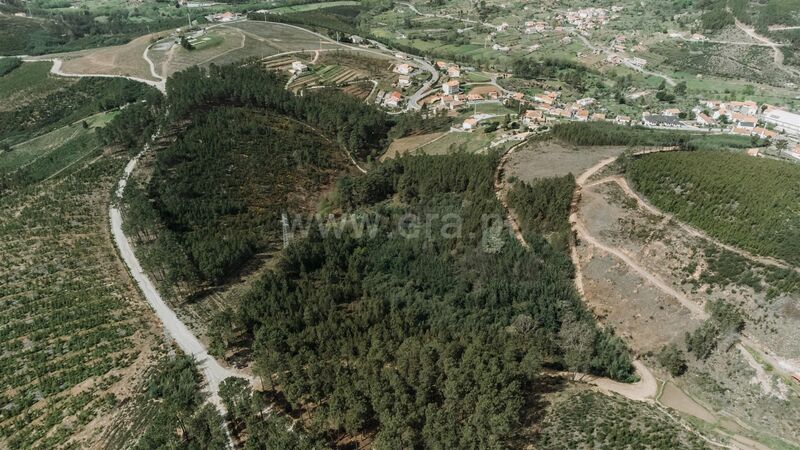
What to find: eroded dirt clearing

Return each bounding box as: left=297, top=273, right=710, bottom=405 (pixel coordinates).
left=572, top=154, right=800, bottom=448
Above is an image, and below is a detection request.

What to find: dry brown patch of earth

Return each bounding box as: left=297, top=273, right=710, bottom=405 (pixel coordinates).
left=60, top=34, right=161, bottom=82
left=572, top=156, right=800, bottom=448
left=381, top=132, right=447, bottom=161
left=505, top=140, right=624, bottom=182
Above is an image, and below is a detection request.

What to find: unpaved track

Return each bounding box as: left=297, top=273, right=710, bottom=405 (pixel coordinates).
left=733, top=17, right=800, bottom=77
left=42, top=58, right=166, bottom=93
left=494, top=140, right=529, bottom=248
left=590, top=175, right=799, bottom=273
left=574, top=157, right=800, bottom=382
left=111, top=151, right=255, bottom=402
left=497, top=152, right=658, bottom=400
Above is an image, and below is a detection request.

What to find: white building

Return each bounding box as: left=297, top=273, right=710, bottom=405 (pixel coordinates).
left=761, top=108, right=800, bottom=138
left=443, top=80, right=460, bottom=95
left=394, top=63, right=412, bottom=75
left=291, top=61, right=307, bottom=74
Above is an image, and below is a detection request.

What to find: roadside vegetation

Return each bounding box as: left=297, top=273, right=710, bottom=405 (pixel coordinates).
left=627, top=150, right=800, bottom=266
left=133, top=356, right=227, bottom=449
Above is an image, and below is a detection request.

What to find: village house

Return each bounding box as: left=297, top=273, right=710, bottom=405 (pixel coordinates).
left=384, top=91, right=402, bottom=108
left=398, top=75, right=411, bottom=87
left=467, top=93, right=484, bottom=102
left=696, top=113, right=715, bottom=126
left=534, top=91, right=559, bottom=105
left=522, top=110, right=544, bottom=127
left=730, top=112, right=758, bottom=125
left=394, top=63, right=412, bottom=75
left=662, top=108, right=681, bottom=117
left=615, top=115, right=631, bottom=125
left=628, top=57, right=647, bottom=68
left=447, top=65, right=461, bottom=78
left=591, top=113, right=606, bottom=121
left=728, top=100, right=758, bottom=116
left=443, top=80, right=460, bottom=95
left=575, top=109, right=590, bottom=121
left=462, top=118, right=479, bottom=130
left=577, top=97, right=595, bottom=107
left=290, top=61, right=307, bottom=74
left=751, top=127, right=777, bottom=140
left=209, top=11, right=239, bottom=22
left=643, top=114, right=681, bottom=128
left=436, top=61, right=448, bottom=70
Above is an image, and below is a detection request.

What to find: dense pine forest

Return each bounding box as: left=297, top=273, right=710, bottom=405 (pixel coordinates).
left=507, top=175, right=576, bottom=252
left=627, top=150, right=800, bottom=266
left=217, top=153, right=634, bottom=448
left=112, top=64, right=395, bottom=290
left=550, top=122, right=756, bottom=149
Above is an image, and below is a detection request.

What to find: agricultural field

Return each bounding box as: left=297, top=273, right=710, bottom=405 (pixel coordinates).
left=265, top=0, right=360, bottom=14
left=505, top=140, right=625, bottom=182
left=0, top=120, right=162, bottom=450
left=59, top=33, right=163, bottom=82
left=381, top=131, right=448, bottom=160
left=0, top=62, right=70, bottom=112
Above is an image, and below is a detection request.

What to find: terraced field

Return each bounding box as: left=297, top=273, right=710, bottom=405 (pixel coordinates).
left=288, top=64, right=366, bottom=92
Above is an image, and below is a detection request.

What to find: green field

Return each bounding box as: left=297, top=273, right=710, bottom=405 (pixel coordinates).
left=0, top=61, right=67, bottom=108
left=268, top=0, right=360, bottom=13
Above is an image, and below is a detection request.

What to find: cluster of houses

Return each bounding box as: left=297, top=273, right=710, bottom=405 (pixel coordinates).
left=557, top=7, right=619, bottom=30
left=516, top=92, right=611, bottom=126
left=693, top=100, right=796, bottom=140
left=639, top=99, right=800, bottom=146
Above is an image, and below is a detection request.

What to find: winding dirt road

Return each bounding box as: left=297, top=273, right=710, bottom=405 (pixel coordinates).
left=588, top=175, right=799, bottom=273
left=110, top=151, right=255, bottom=404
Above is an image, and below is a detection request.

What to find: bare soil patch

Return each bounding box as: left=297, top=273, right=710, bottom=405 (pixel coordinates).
left=61, top=34, right=159, bottom=81
left=506, top=140, right=624, bottom=182
left=382, top=132, right=446, bottom=160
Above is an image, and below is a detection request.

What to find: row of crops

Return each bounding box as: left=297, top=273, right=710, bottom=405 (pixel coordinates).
left=0, top=149, right=162, bottom=448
